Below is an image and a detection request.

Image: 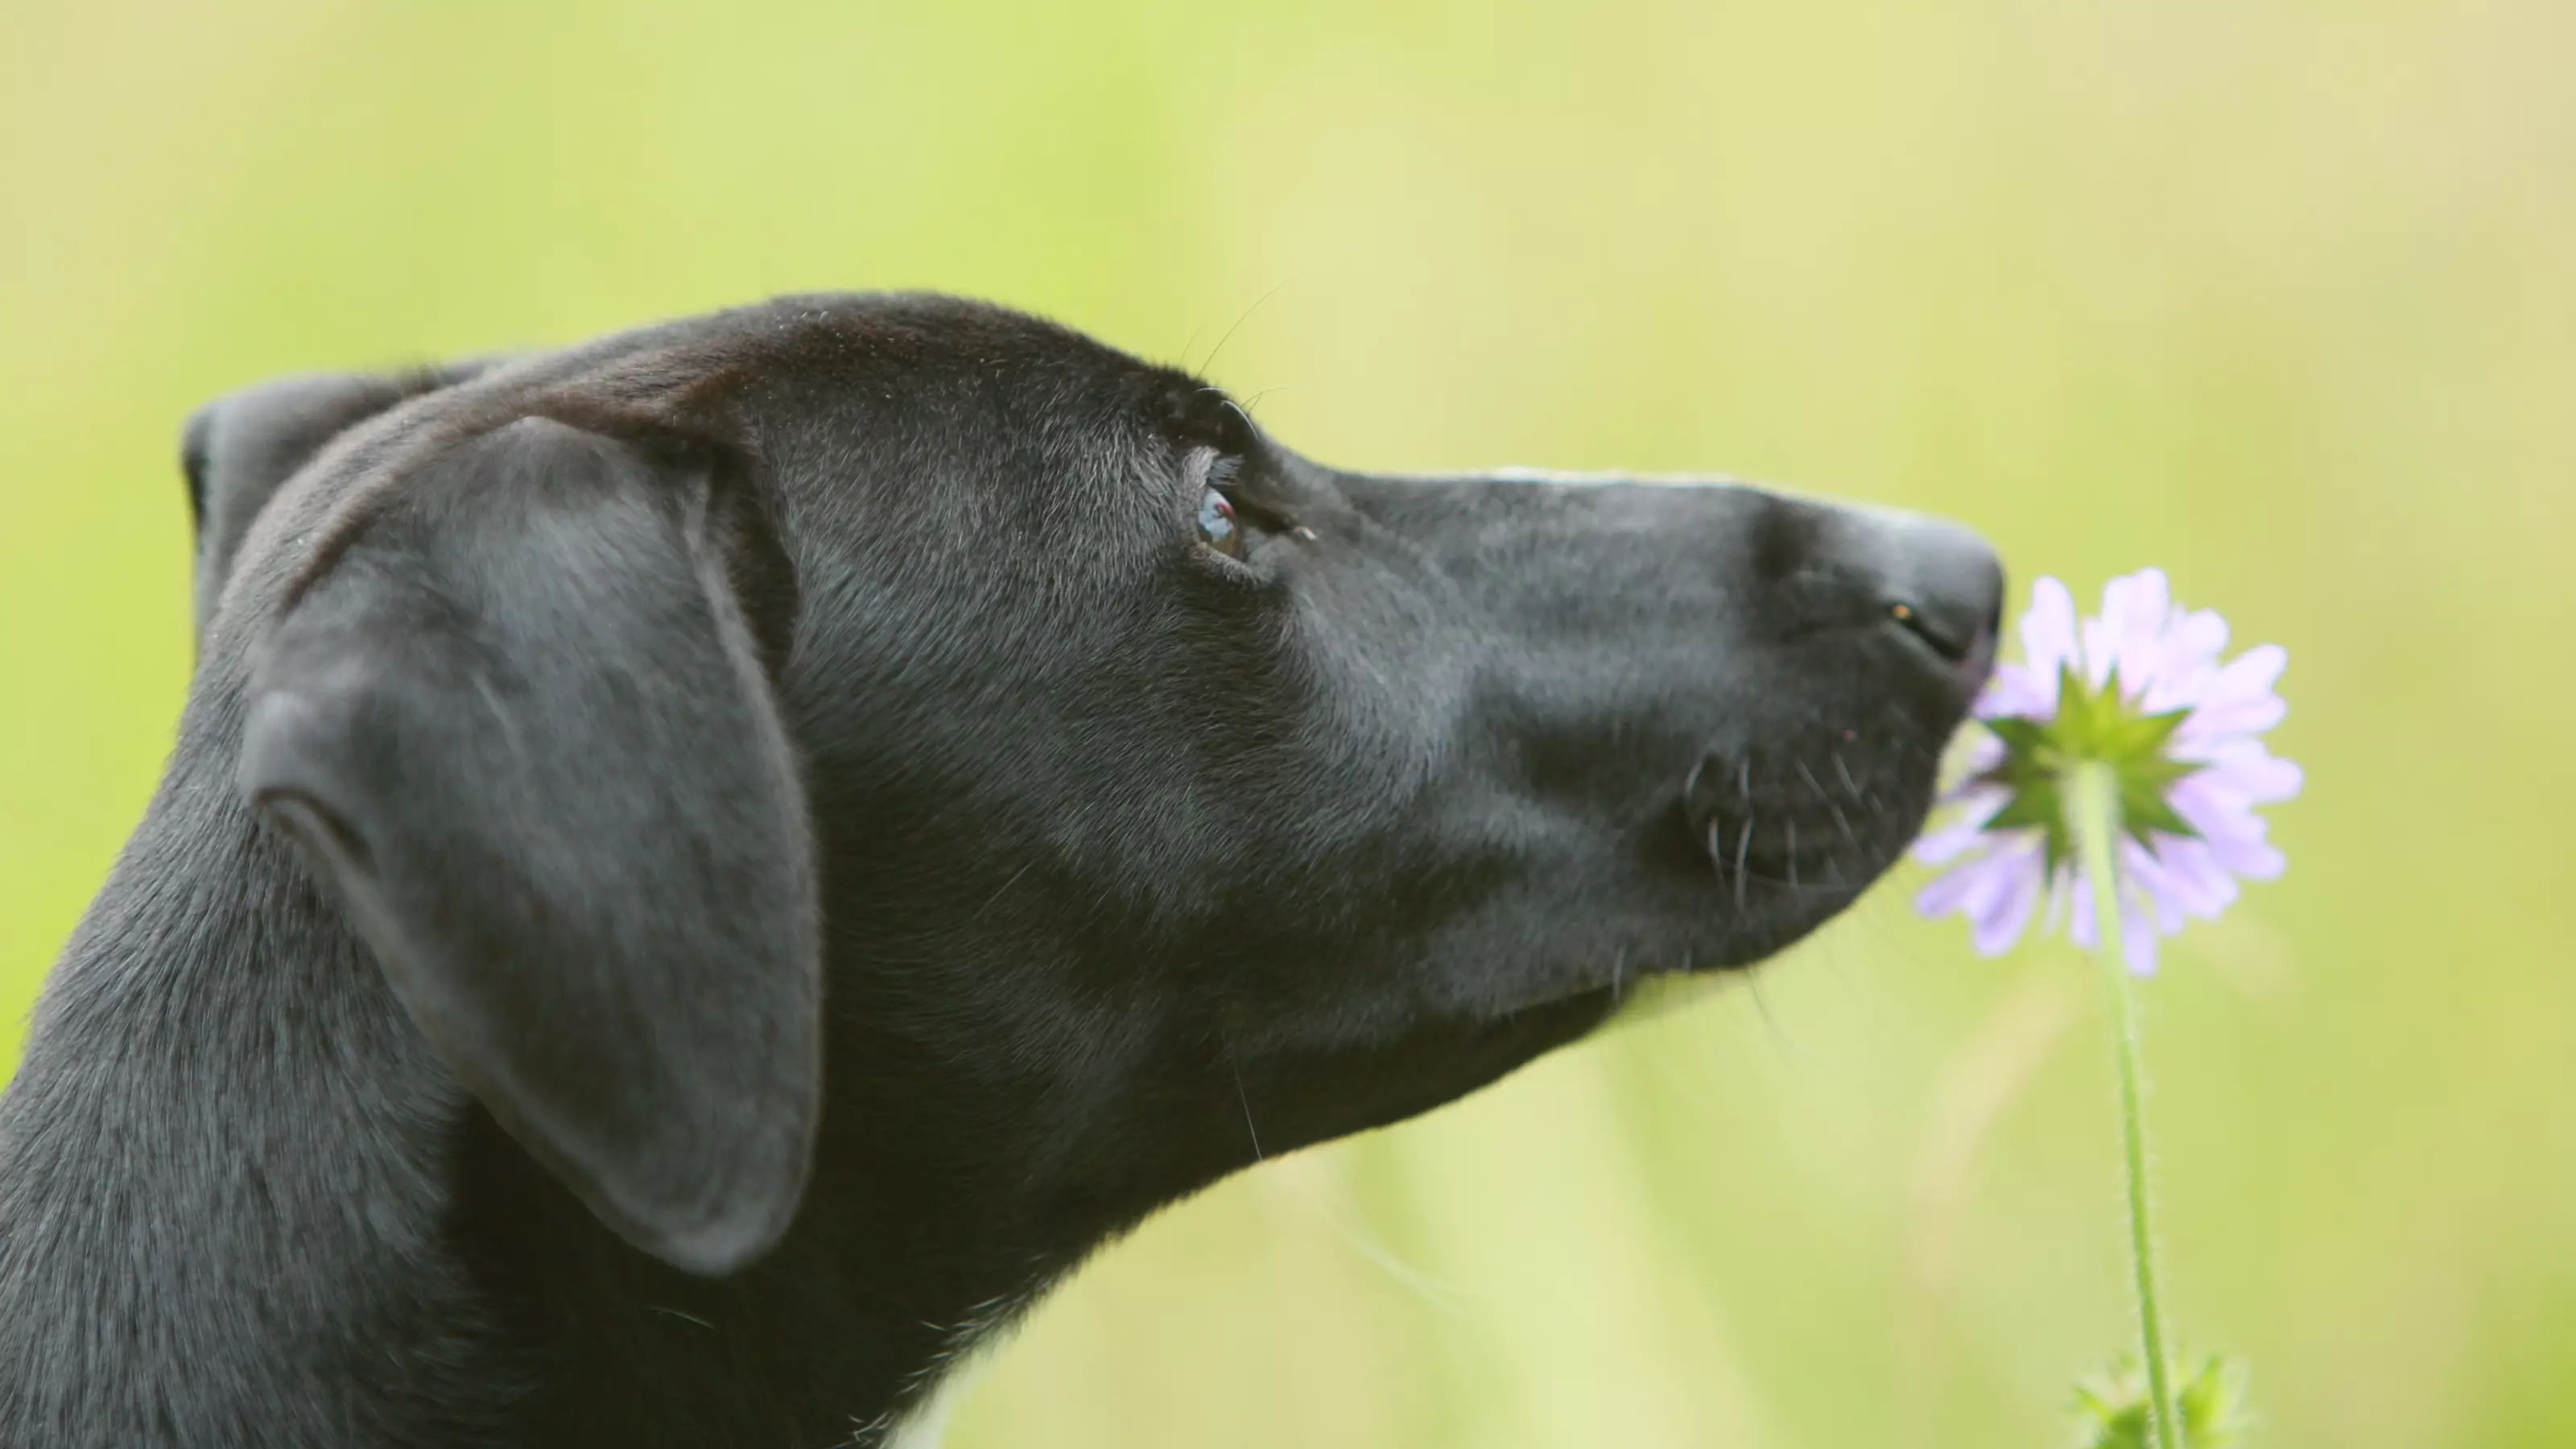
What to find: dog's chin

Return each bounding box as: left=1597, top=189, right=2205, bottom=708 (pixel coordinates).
left=1241, top=985, right=1623, bottom=1161
left=1668, top=731, right=1946, bottom=959
left=1473, top=792, right=1920, bottom=1023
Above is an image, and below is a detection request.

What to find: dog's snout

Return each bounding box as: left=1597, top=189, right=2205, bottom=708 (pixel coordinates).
left=1813, top=506, right=2003, bottom=662
left=1875, top=512, right=2004, bottom=662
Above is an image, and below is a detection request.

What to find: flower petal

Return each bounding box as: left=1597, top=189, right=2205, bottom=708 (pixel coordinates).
left=2020, top=576, right=2080, bottom=679
left=1948, top=731, right=2007, bottom=782
left=1916, top=848, right=2013, bottom=919
left=2059, top=858, right=2165, bottom=972
left=2169, top=608, right=2229, bottom=670
left=1969, top=846, right=2044, bottom=956
left=2145, top=834, right=2240, bottom=919
left=1975, top=663, right=2057, bottom=721
left=2179, top=740, right=2304, bottom=804
left=2209, top=832, right=2286, bottom=881
left=2166, top=778, right=2288, bottom=880
left=2139, top=606, right=2229, bottom=712
left=2121, top=837, right=2188, bottom=931
left=2042, top=861, right=2073, bottom=934
left=2086, top=568, right=2169, bottom=692
left=2176, top=643, right=2289, bottom=745
left=1913, top=794, right=2011, bottom=865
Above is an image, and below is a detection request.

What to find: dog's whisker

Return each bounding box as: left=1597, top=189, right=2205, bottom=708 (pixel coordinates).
left=1743, top=969, right=1833, bottom=1071
left=1833, top=749, right=1862, bottom=801
left=972, top=861, right=1037, bottom=920
left=1798, top=758, right=1862, bottom=848
left=1195, top=278, right=1292, bottom=378
left=1827, top=802, right=1860, bottom=848
left=1236, top=386, right=1291, bottom=418
left=1269, top=1153, right=1468, bottom=1315
left=1225, top=1044, right=1266, bottom=1164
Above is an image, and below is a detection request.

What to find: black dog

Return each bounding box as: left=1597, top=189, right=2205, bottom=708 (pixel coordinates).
left=0, top=294, right=1998, bottom=1447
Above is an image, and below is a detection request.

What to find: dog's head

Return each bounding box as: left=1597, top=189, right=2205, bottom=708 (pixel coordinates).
left=184, top=295, right=1997, bottom=1278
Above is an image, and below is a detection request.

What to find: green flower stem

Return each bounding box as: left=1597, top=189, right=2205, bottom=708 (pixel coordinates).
left=2068, top=760, right=2180, bottom=1449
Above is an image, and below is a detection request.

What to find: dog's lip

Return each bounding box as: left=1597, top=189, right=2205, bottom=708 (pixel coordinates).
left=1674, top=740, right=1924, bottom=903
left=1691, top=809, right=1860, bottom=885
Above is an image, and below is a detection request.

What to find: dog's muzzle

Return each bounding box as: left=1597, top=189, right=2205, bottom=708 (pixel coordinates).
left=1682, top=503, right=2004, bottom=902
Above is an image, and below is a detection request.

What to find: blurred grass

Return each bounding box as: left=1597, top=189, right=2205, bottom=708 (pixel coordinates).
left=4, top=1, right=2573, bottom=1444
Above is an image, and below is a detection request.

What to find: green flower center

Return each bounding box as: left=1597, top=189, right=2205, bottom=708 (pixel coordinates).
left=1977, top=665, right=2200, bottom=873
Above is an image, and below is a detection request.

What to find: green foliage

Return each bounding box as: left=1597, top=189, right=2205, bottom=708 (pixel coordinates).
left=2073, top=1354, right=2256, bottom=1449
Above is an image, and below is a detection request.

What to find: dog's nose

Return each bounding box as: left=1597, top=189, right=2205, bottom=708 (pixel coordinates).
left=1806, top=505, right=2005, bottom=671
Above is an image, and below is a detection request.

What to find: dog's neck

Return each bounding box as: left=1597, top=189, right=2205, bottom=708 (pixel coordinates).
left=0, top=730, right=531, bottom=1444
left=0, top=705, right=1062, bottom=1447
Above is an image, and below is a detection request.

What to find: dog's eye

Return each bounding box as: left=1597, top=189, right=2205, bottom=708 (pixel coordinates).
left=1196, top=485, right=1244, bottom=559
left=1187, top=444, right=1255, bottom=560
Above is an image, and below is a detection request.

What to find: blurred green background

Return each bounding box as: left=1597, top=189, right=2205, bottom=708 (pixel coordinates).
left=5, top=1, right=2572, bottom=1444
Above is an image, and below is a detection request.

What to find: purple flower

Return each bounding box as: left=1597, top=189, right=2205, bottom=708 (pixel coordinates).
left=1913, top=569, right=2300, bottom=974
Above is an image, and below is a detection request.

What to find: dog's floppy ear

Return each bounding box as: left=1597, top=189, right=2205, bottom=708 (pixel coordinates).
left=183, top=363, right=495, bottom=634
left=238, top=415, right=820, bottom=1275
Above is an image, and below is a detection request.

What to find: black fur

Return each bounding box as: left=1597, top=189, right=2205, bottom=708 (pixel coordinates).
left=0, top=294, right=2000, bottom=1447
